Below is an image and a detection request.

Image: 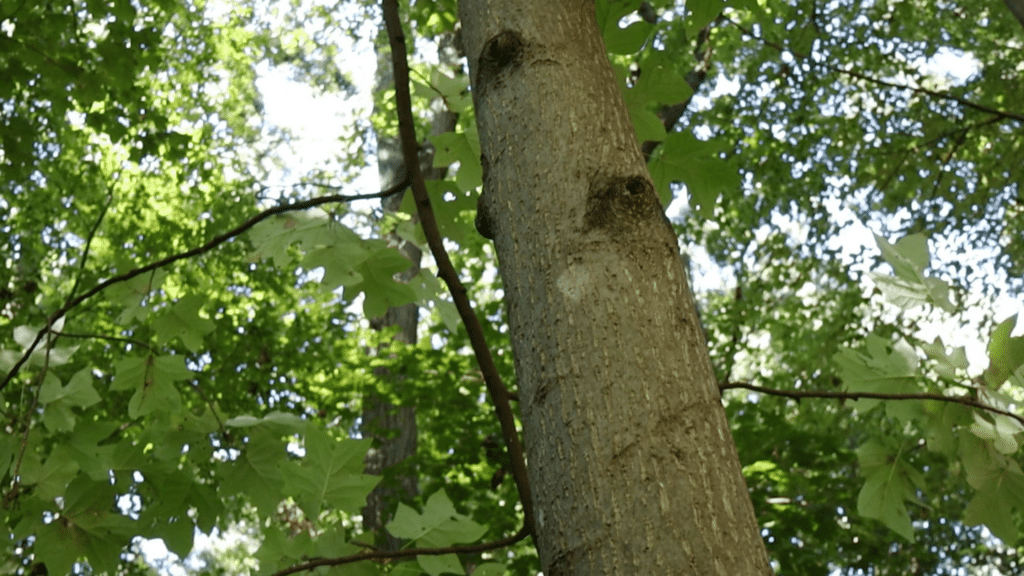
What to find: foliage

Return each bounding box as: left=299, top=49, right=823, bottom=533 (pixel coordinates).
left=1, top=0, right=1022, bottom=575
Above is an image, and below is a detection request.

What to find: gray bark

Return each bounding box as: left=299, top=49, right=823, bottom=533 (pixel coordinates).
left=459, top=0, right=773, bottom=573
left=1006, top=0, right=1024, bottom=30
left=361, top=33, right=458, bottom=552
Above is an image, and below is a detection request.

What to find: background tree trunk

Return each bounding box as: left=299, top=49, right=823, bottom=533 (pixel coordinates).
left=458, top=0, right=773, bottom=573
left=360, top=32, right=458, bottom=551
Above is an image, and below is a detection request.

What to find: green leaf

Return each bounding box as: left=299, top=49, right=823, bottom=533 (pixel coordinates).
left=969, top=411, right=1023, bottom=455
left=302, top=241, right=368, bottom=290
left=633, top=51, right=694, bottom=105
left=104, top=268, right=166, bottom=323
left=225, top=410, right=308, bottom=432
left=684, top=0, right=725, bottom=38
left=875, top=233, right=929, bottom=280
left=408, top=269, right=461, bottom=332
left=857, top=470, right=915, bottom=541
left=21, top=446, right=79, bottom=502
left=470, top=563, right=509, bottom=576
left=311, top=525, right=363, bottom=561
left=628, top=107, right=668, bottom=143
left=256, top=525, right=314, bottom=571
left=435, top=71, right=473, bottom=113
left=37, top=373, right=76, bottom=432
left=833, top=334, right=919, bottom=417
left=431, top=131, right=474, bottom=168
left=34, top=522, right=79, bottom=576
left=855, top=440, right=919, bottom=541
left=40, top=369, right=101, bottom=432
left=430, top=129, right=482, bottom=192
left=39, top=367, right=101, bottom=407
left=963, top=485, right=1021, bottom=543
left=112, top=355, right=189, bottom=418
left=248, top=209, right=339, bottom=268
left=347, top=246, right=418, bottom=319
left=921, top=401, right=970, bottom=455
left=597, top=0, right=653, bottom=55
left=648, top=132, right=738, bottom=216
left=388, top=489, right=488, bottom=575
left=959, top=435, right=1024, bottom=542
left=871, top=234, right=955, bottom=312
left=66, top=421, right=121, bottom=481
left=221, top=429, right=287, bottom=515
left=247, top=214, right=304, bottom=267
left=388, top=489, right=487, bottom=546
left=606, top=21, right=653, bottom=55
left=279, top=428, right=378, bottom=519
left=401, top=179, right=477, bottom=245
left=418, top=553, right=465, bottom=576
left=39, top=475, right=137, bottom=575
left=919, top=337, right=969, bottom=380
left=983, top=314, right=1024, bottom=387
left=153, top=294, right=216, bottom=352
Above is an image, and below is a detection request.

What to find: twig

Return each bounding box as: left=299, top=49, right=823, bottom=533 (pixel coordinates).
left=67, top=190, right=114, bottom=301
left=381, top=0, right=535, bottom=537
left=0, top=179, right=410, bottom=394
left=266, top=526, right=531, bottom=576
left=725, top=16, right=1024, bottom=123
left=720, top=381, right=1024, bottom=426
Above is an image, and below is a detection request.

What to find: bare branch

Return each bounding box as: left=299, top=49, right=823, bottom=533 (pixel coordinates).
left=382, top=0, right=535, bottom=537
left=0, top=179, right=410, bottom=394
left=720, top=381, right=1024, bottom=427
left=267, top=526, right=530, bottom=576
left=725, top=17, right=1024, bottom=123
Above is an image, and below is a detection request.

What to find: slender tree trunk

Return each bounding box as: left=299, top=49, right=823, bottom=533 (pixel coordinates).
left=458, top=0, right=773, bottom=573
left=361, top=32, right=459, bottom=551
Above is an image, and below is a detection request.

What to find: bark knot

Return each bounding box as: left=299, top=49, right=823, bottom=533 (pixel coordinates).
left=477, top=30, right=524, bottom=92
left=582, top=173, right=666, bottom=238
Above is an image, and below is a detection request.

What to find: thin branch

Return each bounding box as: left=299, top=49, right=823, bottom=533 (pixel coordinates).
left=720, top=381, right=1024, bottom=427
left=0, top=178, right=410, bottom=394
left=67, top=189, right=114, bottom=301
left=382, top=0, right=535, bottom=537
left=0, top=0, right=30, bottom=19
left=725, top=17, right=1024, bottom=123
left=833, top=66, right=1024, bottom=123
left=927, top=130, right=968, bottom=202
left=53, top=330, right=153, bottom=351
left=267, top=526, right=531, bottom=576
left=2, top=332, right=53, bottom=509
left=186, top=380, right=229, bottom=441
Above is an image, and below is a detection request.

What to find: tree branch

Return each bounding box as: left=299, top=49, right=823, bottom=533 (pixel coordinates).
left=725, top=16, right=1024, bottom=123
left=67, top=189, right=114, bottom=301
left=381, top=0, right=535, bottom=537
left=831, top=66, right=1024, bottom=123
left=720, top=381, right=1024, bottom=427
left=0, top=179, right=410, bottom=394
left=267, top=526, right=531, bottom=576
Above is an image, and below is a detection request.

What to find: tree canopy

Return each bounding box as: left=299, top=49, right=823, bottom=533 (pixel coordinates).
left=1, top=0, right=1022, bottom=574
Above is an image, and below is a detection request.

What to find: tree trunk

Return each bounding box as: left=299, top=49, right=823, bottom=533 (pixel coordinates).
left=458, top=0, right=773, bottom=573
left=361, top=32, right=458, bottom=551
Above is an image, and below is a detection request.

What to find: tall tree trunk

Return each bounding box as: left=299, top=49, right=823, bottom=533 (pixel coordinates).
left=361, top=32, right=459, bottom=551
left=458, top=0, right=773, bottom=573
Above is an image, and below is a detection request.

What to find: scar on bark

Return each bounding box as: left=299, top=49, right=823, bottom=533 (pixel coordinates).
left=476, top=153, right=495, bottom=239
left=476, top=30, right=524, bottom=91
left=583, top=174, right=667, bottom=236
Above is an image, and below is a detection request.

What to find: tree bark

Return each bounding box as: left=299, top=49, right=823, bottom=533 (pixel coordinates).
left=361, top=32, right=458, bottom=551
left=458, top=0, right=773, bottom=573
